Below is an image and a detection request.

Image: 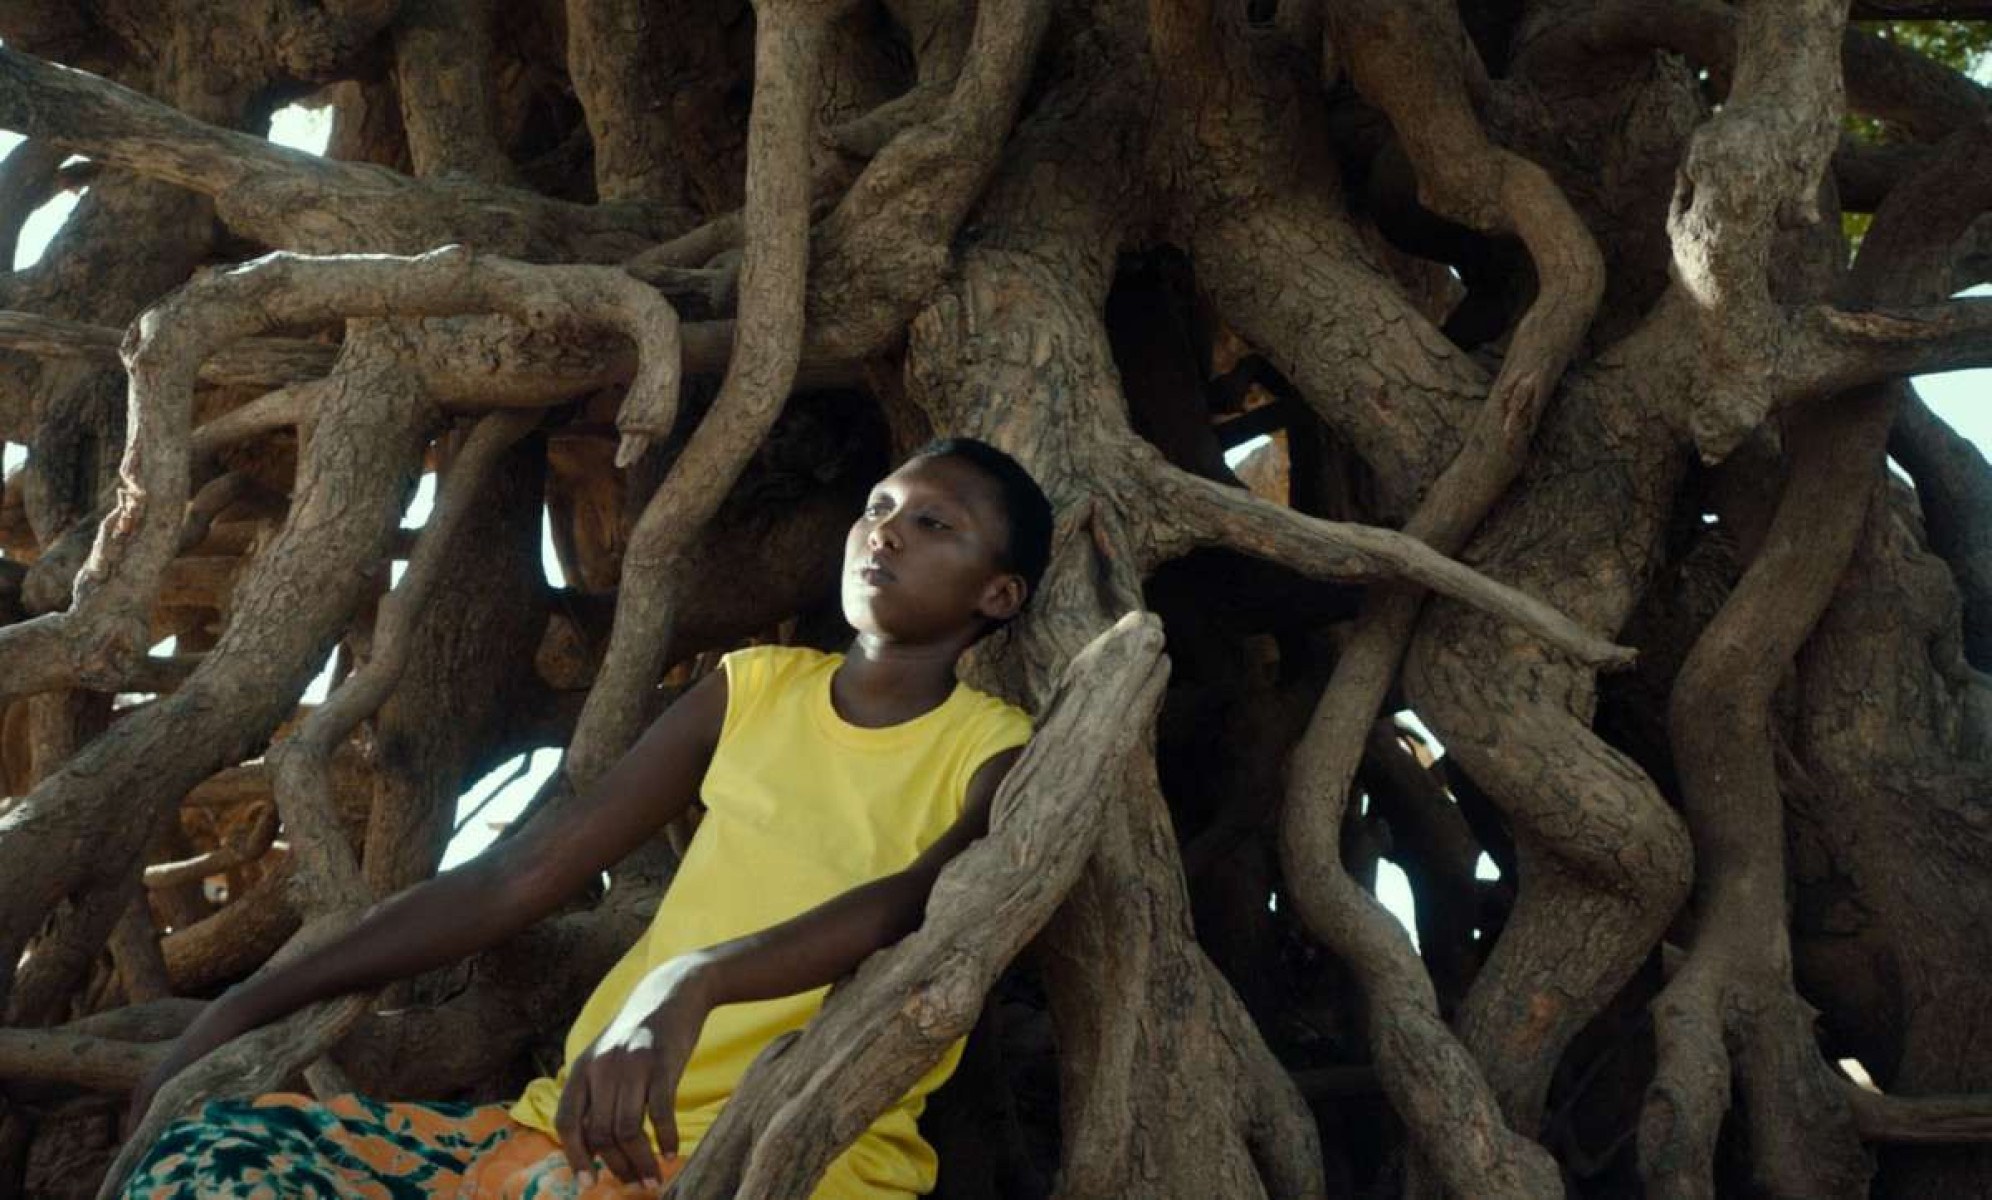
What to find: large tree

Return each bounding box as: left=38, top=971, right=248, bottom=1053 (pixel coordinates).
left=0, top=1, right=1988, bottom=1197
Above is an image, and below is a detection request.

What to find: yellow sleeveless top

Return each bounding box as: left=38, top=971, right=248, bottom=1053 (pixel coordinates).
left=510, top=646, right=1033, bottom=1198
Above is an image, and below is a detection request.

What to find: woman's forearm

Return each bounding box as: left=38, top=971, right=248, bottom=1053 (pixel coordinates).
left=219, top=855, right=546, bottom=1030
left=688, top=870, right=929, bottom=1008
left=680, top=750, right=1015, bottom=1011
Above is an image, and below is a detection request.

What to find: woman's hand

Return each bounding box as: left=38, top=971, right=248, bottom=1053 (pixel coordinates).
left=554, top=955, right=716, bottom=1191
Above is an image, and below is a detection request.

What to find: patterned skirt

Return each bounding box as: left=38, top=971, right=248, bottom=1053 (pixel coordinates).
left=121, top=1092, right=683, bottom=1199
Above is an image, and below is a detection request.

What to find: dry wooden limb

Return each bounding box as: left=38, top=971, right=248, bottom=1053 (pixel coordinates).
left=1833, top=137, right=1935, bottom=214
left=107, top=892, right=172, bottom=1004
left=0, top=308, right=860, bottom=409
left=1271, top=382, right=1569, bottom=1185
left=153, top=557, right=241, bottom=611
left=1958, top=212, right=1992, bottom=290
left=1659, top=0, right=1847, bottom=461
left=360, top=420, right=548, bottom=905
left=1378, top=30, right=1840, bottom=1148
left=1392, top=58, right=1705, bottom=1151
left=565, top=0, right=695, bottom=213
left=0, top=1002, right=199, bottom=1106
left=142, top=803, right=277, bottom=891
left=0, top=245, right=678, bottom=706
left=1851, top=1, right=1992, bottom=14
left=0, top=161, right=220, bottom=524
left=188, top=384, right=317, bottom=455
left=119, top=408, right=547, bottom=1162
left=159, top=859, right=300, bottom=996
left=321, top=884, right=654, bottom=1101
left=1779, top=297, right=1992, bottom=400
left=95, top=987, right=374, bottom=1199
left=0, top=1028, right=169, bottom=1094
left=1225, top=5, right=1609, bottom=1185
left=260, top=3, right=396, bottom=77
left=1787, top=480, right=1992, bottom=1194
left=270, top=406, right=540, bottom=913
left=671, top=612, right=1168, bottom=1199
left=1151, top=461, right=1632, bottom=669
left=61, top=1000, right=207, bottom=1045
left=902, top=105, right=1323, bottom=1189
left=1338, top=53, right=1944, bottom=1156
left=1327, top=0, right=1603, bottom=430
left=561, top=0, right=852, bottom=793
left=801, top=0, right=1051, bottom=359
left=88, top=343, right=453, bottom=1196
left=391, top=0, right=516, bottom=185
left=0, top=44, right=668, bottom=261
left=1842, top=22, right=1992, bottom=142
left=1641, top=112, right=1992, bottom=1200
left=1163, top=26, right=1490, bottom=514
left=1515, top=1, right=1989, bottom=144
left=1356, top=727, right=1482, bottom=1003
left=626, top=214, right=750, bottom=276
left=1285, top=718, right=1561, bottom=1199
left=1641, top=393, right=1892, bottom=1200
left=1847, top=1083, right=1992, bottom=1145
left=174, top=472, right=252, bottom=556
left=179, top=761, right=277, bottom=815
left=0, top=310, right=338, bottom=386
left=15, top=466, right=252, bottom=611
left=0, top=331, right=429, bottom=1046
left=8, top=880, right=133, bottom=1026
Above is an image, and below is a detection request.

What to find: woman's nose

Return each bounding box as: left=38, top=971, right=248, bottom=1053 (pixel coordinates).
left=868, top=517, right=900, bottom=551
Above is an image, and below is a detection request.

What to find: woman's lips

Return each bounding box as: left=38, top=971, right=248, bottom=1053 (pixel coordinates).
left=856, top=560, right=894, bottom=584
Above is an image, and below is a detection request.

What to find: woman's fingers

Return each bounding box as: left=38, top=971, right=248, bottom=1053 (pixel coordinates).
left=556, top=1028, right=690, bottom=1190
left=584, top=1066, right=640, bottom=1188
left=646, top=1070, right=680, bottom=1162
left=645, top=1028, right=693, bottom=1156
left=606, top=1059, right=665, bottom=1187
left=554, top=1068, right=595, bottom=1183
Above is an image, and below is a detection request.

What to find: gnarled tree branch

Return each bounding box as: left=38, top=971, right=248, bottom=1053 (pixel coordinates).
left=0, top=246, right=679, bottom=706
left=1658, top=0, right=1847, bottom=461
left=1641, top=92, right=1992, bottom=1200
left=0, top=45, right=668, bottom=260
left=560, top=0, right=852, bottom=797
left=1148, top=460, right=1633, bottom=668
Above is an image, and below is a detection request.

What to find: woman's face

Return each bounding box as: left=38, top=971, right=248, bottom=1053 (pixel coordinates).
left=841, top=455, right=1022, bottom=643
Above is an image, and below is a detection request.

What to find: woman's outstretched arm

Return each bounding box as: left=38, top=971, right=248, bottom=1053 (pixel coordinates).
left=129, top=669, right=730, bottom=1123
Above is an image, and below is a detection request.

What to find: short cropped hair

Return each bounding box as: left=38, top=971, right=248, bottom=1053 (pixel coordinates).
left=909, top=437, right=1054, bottom=603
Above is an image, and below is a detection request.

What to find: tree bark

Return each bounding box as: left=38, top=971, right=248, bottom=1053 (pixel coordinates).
left=0, top=4, right=1988, bottom=1197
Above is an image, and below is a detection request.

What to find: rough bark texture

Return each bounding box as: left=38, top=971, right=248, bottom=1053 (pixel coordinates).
left=0, top=2, right=1988, bottom=1198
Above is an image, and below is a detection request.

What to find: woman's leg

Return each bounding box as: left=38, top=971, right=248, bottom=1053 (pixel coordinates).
left=121, top=1092, right=515, bottom=1199
left=459, top=1126, right=684, bottom=1198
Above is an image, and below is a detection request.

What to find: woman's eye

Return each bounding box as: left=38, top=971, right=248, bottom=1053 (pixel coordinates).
left=919, top=515, right=950, bottom=530
left=864, top=500, right=890, bottom=517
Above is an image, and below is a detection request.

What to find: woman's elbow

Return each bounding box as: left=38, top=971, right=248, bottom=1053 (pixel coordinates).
left=458, top=849, right=570, bottom=938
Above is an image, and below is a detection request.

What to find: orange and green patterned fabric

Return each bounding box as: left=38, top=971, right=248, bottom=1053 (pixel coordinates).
left=121, top=1091, right=679, bottom=1199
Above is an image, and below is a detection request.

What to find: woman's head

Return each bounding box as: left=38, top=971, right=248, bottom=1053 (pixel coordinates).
left=841, top=439, right=1053, bottom=645
left=906, top=438, right=1054, bottom=596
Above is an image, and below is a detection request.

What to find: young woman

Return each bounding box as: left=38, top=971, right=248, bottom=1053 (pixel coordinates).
left=122, top=438, right=1055, bottom=1199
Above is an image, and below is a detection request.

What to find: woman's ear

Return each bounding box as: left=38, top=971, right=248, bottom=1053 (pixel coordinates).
left=978, top=573, right=1027, bottom=624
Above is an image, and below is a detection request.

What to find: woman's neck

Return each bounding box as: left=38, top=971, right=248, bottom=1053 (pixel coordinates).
left=830, top=636, right=967, bottom=727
